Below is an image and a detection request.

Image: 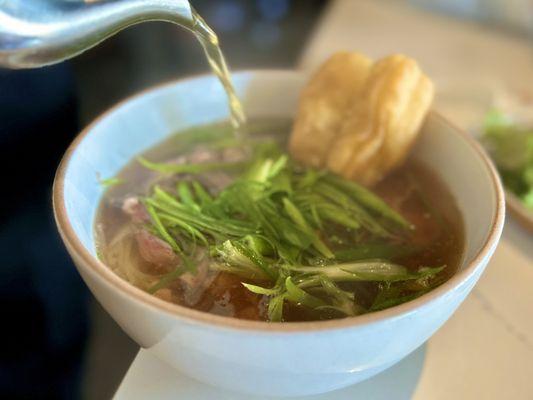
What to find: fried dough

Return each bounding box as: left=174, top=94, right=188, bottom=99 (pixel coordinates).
left=289, top=52, right=372, bottom=167
left=290, top=52, right=434, bottom=186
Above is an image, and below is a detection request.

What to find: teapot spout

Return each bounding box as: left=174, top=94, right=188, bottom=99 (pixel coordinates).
left=0, top=0, right=193, bottom=68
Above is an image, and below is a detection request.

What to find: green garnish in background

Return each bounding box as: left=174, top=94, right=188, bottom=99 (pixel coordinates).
left=482, top=109, right=533, bottom=209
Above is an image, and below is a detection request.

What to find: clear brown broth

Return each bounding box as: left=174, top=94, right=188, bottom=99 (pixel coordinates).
left=95, top=119, right=464, bottom=322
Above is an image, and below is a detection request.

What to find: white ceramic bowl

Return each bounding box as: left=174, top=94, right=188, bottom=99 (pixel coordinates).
left=54, top=71, right=505, bottom=397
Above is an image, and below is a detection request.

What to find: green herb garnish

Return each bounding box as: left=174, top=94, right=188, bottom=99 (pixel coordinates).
left=482, top=109, right=533, bottom=209
left=138, top=141, right=444, bottom=321
left=98, top=176, right=124, bottom=188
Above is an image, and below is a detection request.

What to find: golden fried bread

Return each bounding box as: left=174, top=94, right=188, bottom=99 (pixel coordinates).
left=289, top=52, right=372, bottom=167
left=291, top=52, right=434, bottom=186
left=375, top=58, right=434, bottom=182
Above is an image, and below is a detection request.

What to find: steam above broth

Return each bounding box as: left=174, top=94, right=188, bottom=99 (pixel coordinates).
left=96, top=119, right=463, bottom=322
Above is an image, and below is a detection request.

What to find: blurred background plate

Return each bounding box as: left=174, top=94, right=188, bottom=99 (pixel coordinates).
left=507, top=192, right=533, bottom=232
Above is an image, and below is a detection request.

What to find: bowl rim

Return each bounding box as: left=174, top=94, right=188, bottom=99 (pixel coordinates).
left=53, top=69, right=505, bottom=333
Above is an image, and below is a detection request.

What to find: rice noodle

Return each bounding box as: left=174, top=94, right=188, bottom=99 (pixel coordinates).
left=103, top=226, right=161, bottom=290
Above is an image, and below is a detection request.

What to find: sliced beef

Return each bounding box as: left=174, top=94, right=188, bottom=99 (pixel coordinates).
left=135, top=230, right=179, bottom=267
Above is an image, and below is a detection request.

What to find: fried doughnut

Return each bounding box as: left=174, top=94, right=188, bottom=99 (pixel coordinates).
left=289, top=52, right=372, bottom=167
left=290, top=52, right=434, bottom=186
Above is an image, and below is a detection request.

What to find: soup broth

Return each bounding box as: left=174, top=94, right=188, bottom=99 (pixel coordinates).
left=96, top=119, right=463, bottom=322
